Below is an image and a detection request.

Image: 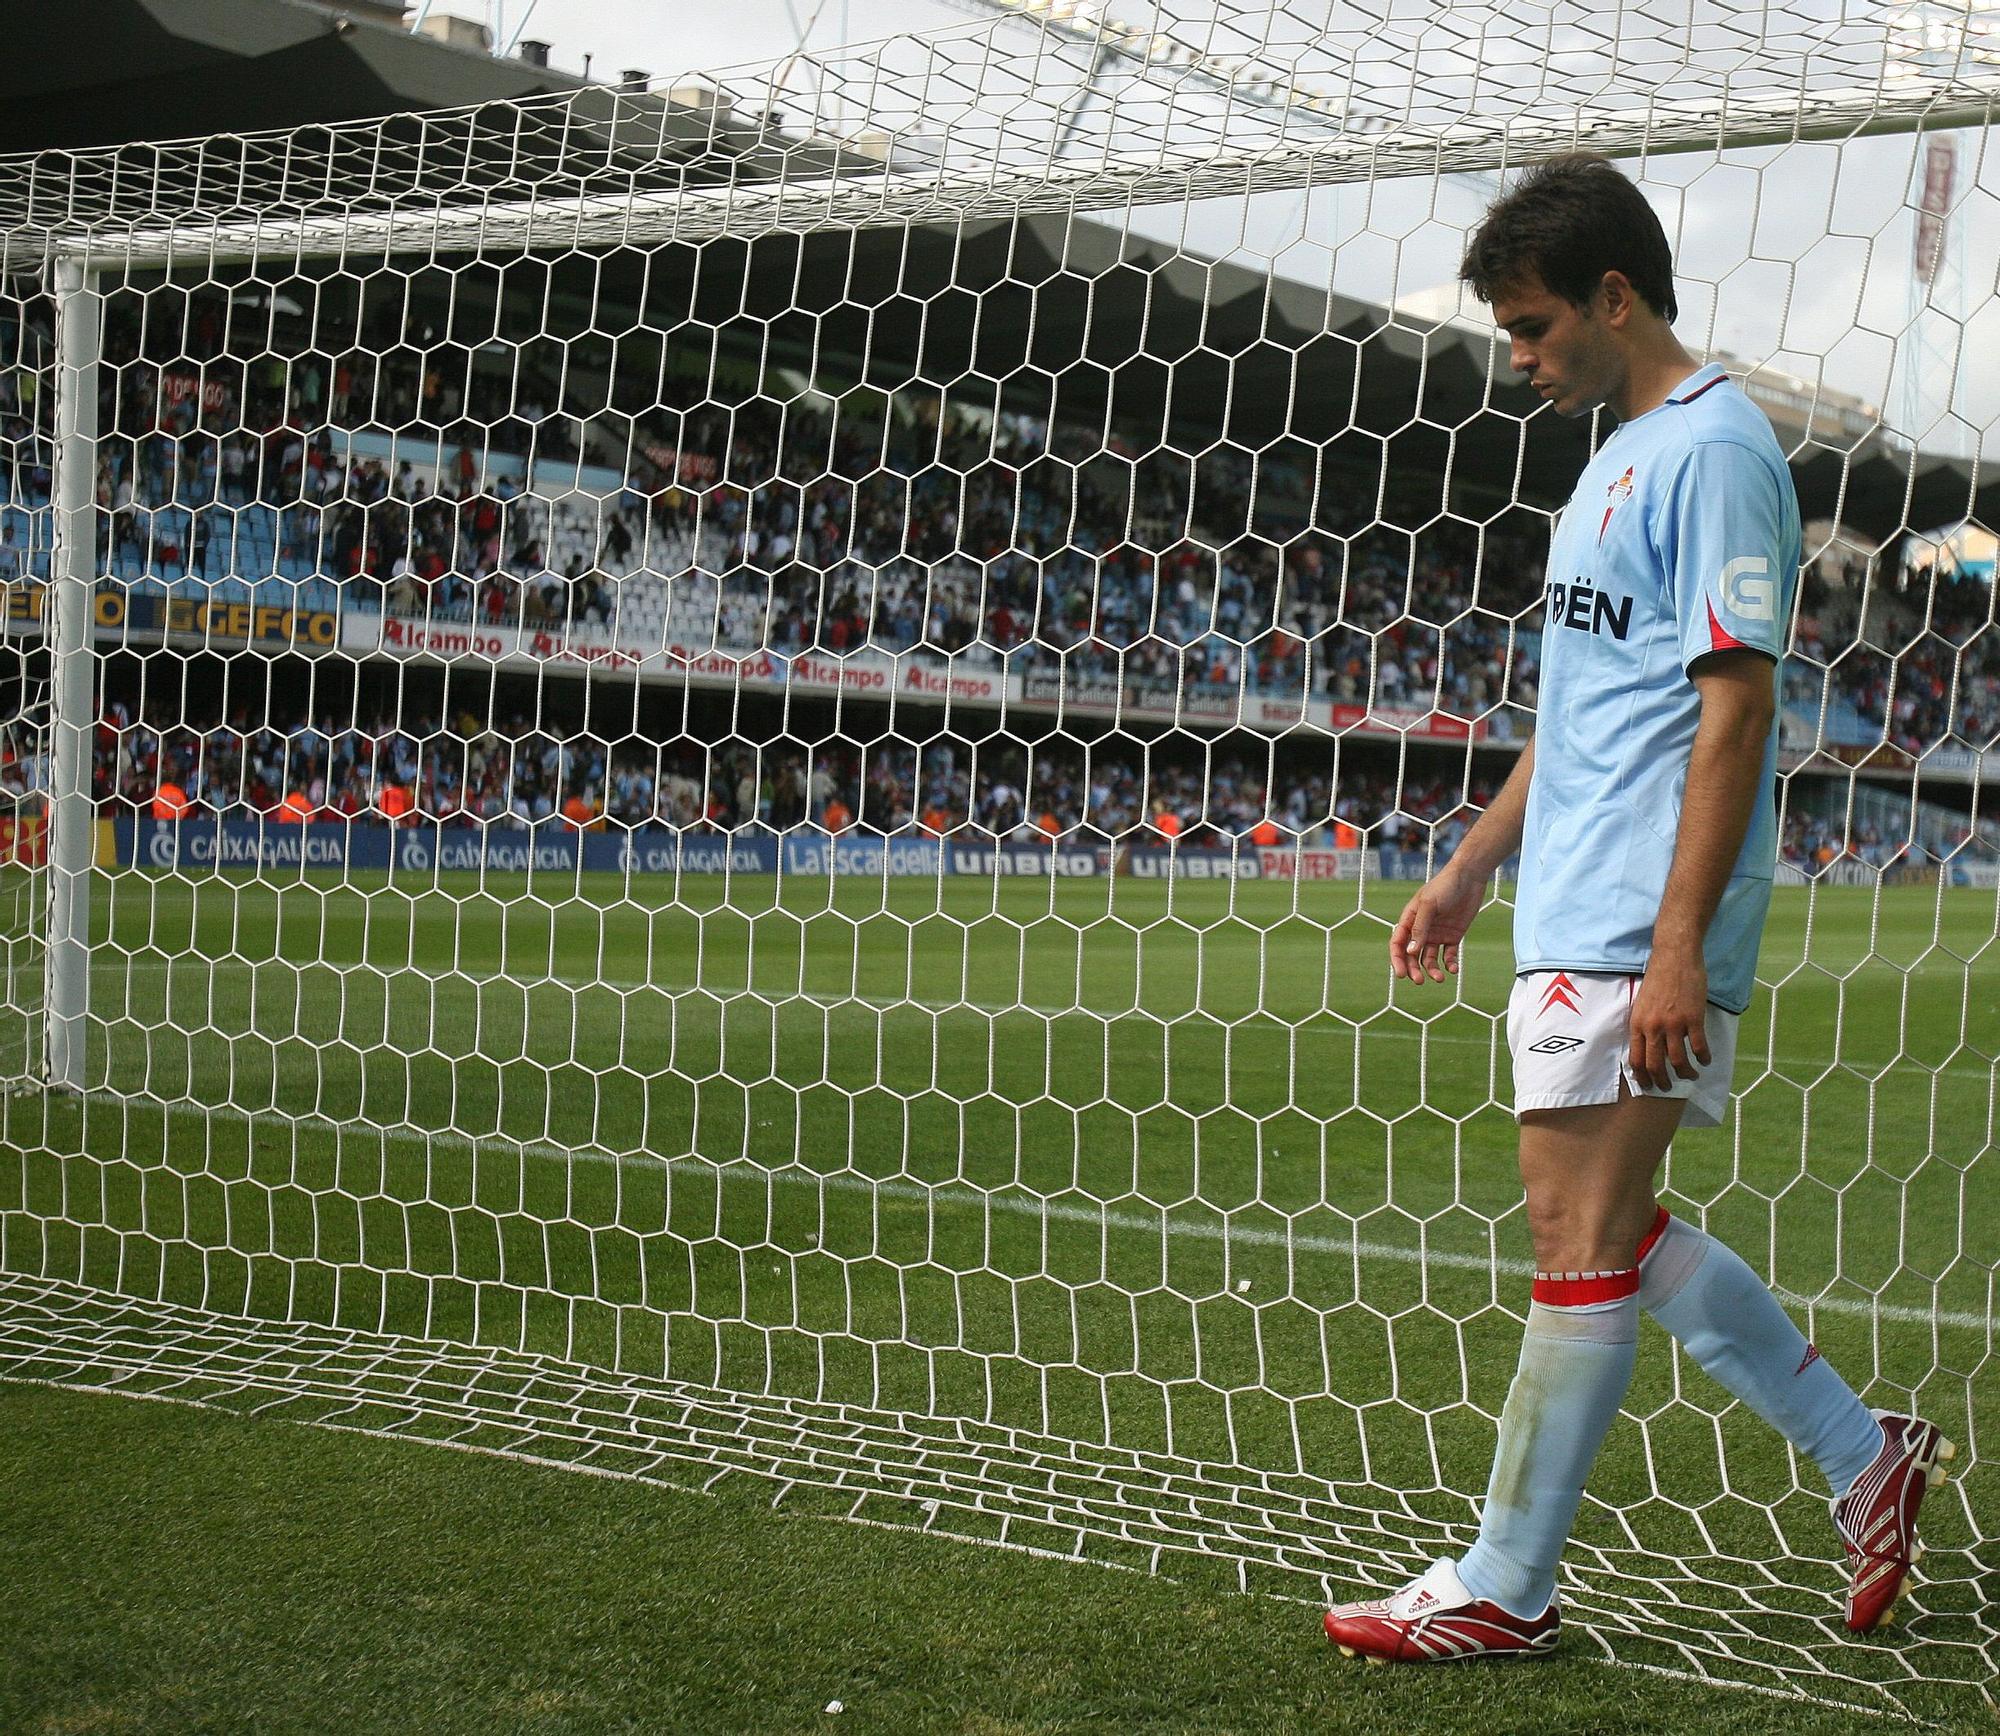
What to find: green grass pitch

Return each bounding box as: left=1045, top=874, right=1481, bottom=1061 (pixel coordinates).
left=2, top=866, right=1996, bottom=1725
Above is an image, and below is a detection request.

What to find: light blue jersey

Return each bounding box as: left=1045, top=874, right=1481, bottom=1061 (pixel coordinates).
left=1514, top=362, right=1800, bottom=1016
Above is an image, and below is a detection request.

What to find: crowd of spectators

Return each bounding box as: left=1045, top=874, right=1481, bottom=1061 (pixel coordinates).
left=623, top=396, right=1546, bottom=731
left=90, top=692, right=1997, bottom=873
left=81, top=694, right=1504, bottom=854
left=65, top=336, right=1987, bottom=767
left=1780, top=812, right=1908, bottom=873
left=0, top=283, right=1992, bottom=865
left=1787, top=568, right=1999, bottom=757
left=7, top=286, right=1989, bottom=746
left=71, top=695, right=1994, bottom=874
left=8, top=290, right=1554, bottom=728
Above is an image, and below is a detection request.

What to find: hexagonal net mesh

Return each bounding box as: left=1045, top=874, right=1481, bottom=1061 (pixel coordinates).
left=0, top=0, right=1996, bottom=1717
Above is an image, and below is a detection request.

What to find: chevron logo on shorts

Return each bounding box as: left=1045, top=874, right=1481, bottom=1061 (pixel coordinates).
left=1539, top=973, right=1581, bottom=1016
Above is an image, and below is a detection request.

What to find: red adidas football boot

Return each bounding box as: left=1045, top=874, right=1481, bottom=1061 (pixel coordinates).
left=1834, top=1409, right=1956, bottom=1633
left=1323, top=1560, right=1560, bottom=1664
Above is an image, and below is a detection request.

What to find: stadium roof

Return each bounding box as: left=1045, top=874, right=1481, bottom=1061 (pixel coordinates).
left=0, top=0, right=593, bottom=153
left=0, top=0, right=811, bottom=203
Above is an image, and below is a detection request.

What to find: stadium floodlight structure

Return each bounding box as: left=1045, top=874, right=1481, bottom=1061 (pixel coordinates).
left=932, top=0, right=1400, bottom=146
left=933, top=0, right=1504, bottom=194
left=0, top=0, right=1996, bottom=1719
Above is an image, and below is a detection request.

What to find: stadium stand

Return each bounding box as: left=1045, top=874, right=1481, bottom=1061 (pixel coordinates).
left=0, top=286, right=1990, bottom=871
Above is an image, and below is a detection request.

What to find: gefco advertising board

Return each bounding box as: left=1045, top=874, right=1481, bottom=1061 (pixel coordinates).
left=2, top=583, right=338, bottom=650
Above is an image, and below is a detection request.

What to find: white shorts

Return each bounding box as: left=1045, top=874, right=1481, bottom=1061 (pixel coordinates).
left=1507, top=969, right=1739, bottom=1129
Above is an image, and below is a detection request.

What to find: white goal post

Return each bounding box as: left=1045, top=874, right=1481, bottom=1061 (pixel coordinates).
left=1, top=0, right=1998, bottom=1719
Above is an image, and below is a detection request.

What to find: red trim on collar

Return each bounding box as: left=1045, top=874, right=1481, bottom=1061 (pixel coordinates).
left=1673, top=372, right=1727, bottom=405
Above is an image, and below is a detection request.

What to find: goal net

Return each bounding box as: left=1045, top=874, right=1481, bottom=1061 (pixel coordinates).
left=1, top=0, right=1996, bottom=1716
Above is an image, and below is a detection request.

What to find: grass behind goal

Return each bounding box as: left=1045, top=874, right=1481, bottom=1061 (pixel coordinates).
left=3, top=868, right=1996, bottom=1716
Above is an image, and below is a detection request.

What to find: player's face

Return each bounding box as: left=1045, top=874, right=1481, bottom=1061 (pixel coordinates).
left=1490, top=276, right=1616, bottom=419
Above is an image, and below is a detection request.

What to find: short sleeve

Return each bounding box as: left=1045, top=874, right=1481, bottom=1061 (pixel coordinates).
left=1655, top=440, right=1794, bottom=673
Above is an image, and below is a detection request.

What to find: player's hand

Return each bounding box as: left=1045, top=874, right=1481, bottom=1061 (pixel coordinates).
left=1389, top=864, right=1483, bottom=984
left=1629, top=948, right=1711, bottom=1092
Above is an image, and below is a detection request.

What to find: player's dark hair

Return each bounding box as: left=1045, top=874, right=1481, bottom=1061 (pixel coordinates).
left=1459, top=153, right=1679, bottom=322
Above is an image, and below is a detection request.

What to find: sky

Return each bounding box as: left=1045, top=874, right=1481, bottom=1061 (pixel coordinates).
left=434, top=0, right=1996, bottom=460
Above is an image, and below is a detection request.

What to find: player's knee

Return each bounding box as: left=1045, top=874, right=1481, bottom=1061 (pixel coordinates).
left=1522, top=1183, right=1648, bottom=1275
left=1523, top=1188, right=1584, bottom=1272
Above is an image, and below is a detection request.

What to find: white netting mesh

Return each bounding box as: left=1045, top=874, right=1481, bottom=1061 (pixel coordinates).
left=0, top=0, right=1997, bottom=1719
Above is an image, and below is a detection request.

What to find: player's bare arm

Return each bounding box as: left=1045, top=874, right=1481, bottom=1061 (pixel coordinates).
left=1629, top=650, right=1777, bottom=1090
left=1389, top=736, right=1535, bottom=984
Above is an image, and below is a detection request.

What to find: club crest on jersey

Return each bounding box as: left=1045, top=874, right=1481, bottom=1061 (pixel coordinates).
left=1598, top=466, right=1636, bottom=542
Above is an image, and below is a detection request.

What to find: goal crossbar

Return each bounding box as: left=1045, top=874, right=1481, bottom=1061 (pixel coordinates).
left=19, top=78, right=1998, bottom=269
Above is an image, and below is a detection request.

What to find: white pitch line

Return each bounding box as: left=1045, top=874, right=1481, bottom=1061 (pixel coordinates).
left=94, top=957, right=2000, bottom=1083
left=72, top=1086, right=2000, bottom=1334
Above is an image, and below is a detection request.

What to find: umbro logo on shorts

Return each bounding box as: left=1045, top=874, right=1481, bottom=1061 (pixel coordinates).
left=1525, top=1035, right=1586, bottom=1055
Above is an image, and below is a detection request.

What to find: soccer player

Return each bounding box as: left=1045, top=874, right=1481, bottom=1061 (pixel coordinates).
left=1323, top=154, right=1954, bottom=1664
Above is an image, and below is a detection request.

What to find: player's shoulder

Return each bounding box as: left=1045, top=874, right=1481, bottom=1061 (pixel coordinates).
left=1636, top=402, right=1791, bottom=509
left=1657, top=368, right=1787, bottom=464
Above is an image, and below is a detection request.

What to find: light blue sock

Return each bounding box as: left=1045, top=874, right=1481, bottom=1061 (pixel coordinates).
left=1640, top=1213, right=1881, bottom=1498
left=1457, top=1275, right=1640, bottom=1619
